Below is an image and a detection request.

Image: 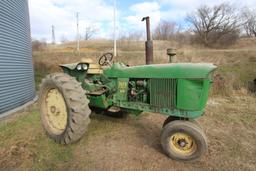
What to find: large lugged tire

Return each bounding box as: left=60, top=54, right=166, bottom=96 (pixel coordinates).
left=39, top=73, right=91, bottom=144
left=161, top=120, right=207, bottom=161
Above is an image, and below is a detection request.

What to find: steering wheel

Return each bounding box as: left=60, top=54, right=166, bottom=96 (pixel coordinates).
left=99, top=53, right=113, bottom=66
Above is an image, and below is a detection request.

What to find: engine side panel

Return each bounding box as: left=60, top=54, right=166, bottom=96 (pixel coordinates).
left=177, top=79, right=212, bottom=111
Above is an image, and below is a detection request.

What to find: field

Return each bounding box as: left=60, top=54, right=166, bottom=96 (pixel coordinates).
left=0, top=38, right=256, bottom=171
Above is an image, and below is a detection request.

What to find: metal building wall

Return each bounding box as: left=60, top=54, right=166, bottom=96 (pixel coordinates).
left=0, top=0, right=36, bottom=116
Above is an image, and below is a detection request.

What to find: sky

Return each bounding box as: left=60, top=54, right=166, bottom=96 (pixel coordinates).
left=28, top=0, right=256, bottom=43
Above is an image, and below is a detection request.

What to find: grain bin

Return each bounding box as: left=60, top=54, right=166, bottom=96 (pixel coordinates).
left=0, top=0, right=36, bottom=117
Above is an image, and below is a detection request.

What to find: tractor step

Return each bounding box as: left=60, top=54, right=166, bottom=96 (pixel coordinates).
left=108, top=106, right=121, bottom=113
left=86, top=89, right=107, bottom=96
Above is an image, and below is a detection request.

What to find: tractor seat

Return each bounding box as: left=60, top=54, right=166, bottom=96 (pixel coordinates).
left=81, top=58, right=103, bottom=74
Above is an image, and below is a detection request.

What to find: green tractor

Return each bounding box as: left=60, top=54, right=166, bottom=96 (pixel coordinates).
left=39, top=53, right=217, bottom=161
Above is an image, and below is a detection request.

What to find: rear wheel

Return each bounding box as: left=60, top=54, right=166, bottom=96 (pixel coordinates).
left=161, top=120, right=207, bottom=161
left=39, top=73, right=91, bottom=144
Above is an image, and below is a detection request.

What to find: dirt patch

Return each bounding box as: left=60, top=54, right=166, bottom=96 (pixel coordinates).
left=61, top=96, right=256, bottom=171
left=0, top=96, right=256, bottom=171
left=64, top=114, right=166, bottom=171
left=0, top=139, right=36, bottom=171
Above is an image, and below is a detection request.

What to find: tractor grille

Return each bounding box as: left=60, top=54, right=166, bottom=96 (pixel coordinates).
left=149, top=79, right=177, bottom=109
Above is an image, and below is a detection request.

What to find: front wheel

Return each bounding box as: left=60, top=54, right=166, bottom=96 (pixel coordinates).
left=161, top=120, right=207, bottom=161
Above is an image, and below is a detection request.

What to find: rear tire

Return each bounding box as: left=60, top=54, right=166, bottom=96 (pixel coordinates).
left=161, top=120, right=207, bottom=161
left=39, top=73, right=91, bottom=144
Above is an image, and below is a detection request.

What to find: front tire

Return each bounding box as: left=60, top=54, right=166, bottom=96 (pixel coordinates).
left=161, top=120, right=207, bottom=161
left=39, top=73, right=91, bottom=144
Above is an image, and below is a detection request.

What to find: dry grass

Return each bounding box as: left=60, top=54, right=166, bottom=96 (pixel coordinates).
left=33, top=38, right=256, bottom=95
left=0, top=94, right=256, bottom=171
left=1, top=38, right=255, bottom=170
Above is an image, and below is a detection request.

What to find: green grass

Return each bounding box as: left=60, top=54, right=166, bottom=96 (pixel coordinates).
left=31, top=113, right=127, bottom=170
left=0, top=109, right=74, bottom=171
left=0, top=108, right=128, bottom=171
left=0, top=110, right=39, bottom=148
left=32, top=137, right=74, bottom=171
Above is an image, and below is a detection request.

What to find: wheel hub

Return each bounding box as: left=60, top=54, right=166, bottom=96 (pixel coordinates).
left=50, top=106, right=57, bottom=114
left=178, top=139, right=187, bottom=148
left=169, top=133, right=197, bottom=155
left=45, top=88, right=68, bottom=135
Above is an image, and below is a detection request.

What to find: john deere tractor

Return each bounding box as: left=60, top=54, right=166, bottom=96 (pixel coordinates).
left=39, top=52, right=217, bottom=161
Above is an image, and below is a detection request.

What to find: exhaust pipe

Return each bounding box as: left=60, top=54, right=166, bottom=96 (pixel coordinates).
left=142, top=16, right=153, bottom=65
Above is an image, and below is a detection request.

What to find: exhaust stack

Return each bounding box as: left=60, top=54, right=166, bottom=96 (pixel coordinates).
left=142, top=16, right=153, bottom=65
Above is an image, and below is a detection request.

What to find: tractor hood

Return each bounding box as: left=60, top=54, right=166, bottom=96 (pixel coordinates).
left=104, top=63, right=217, bottom=79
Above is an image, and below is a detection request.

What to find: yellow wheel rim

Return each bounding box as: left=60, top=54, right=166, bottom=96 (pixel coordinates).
left=45, top=88, right=68, bottom=135
left=169, top=132, right=197, bottom=155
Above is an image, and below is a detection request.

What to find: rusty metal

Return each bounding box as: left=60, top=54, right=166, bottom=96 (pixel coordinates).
left=142, top=16, right=153, bottom=65
left=167, top=49, right=177, bottom=63
left=142, top=17, right=151, bottom=41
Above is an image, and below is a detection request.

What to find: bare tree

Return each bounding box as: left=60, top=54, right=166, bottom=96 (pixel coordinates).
left=84, top=26, right=98, bottom=40
left=127, top=31, right=143, bottom=41
left=32, top=39, right=47, bottom=51
left=153, top=21, right=180, bottom=40
left=118, top=31, right=143, bottom=41
left=186, top=3, right=240, bottom=47
left=117, top=30, right=143, bottom=51
left=241, top=8, right=256, bottom=37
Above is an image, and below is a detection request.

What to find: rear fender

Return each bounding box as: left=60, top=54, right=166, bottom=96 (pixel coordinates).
left=59, top=63, right=89, bottom=83
left=59, top=63, right=88, bottom=72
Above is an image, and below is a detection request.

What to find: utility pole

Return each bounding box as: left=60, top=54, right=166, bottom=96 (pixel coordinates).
left=76, top=12, right=80, bottom=54
left=52, top=25, right=55, bottom=44
left=113, top=0, right=117, bottom=57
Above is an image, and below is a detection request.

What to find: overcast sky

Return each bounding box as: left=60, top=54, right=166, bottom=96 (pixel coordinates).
left=28, top=0, right=256, bottom=43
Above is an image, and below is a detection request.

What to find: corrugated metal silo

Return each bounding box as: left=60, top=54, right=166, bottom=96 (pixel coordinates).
left=0, top=0, right=36, bottom=117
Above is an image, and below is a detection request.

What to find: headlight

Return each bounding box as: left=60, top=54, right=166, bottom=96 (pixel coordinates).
left=82, top=64, right=88, bottom=70
left=76, top=64, right=82, bottom=70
